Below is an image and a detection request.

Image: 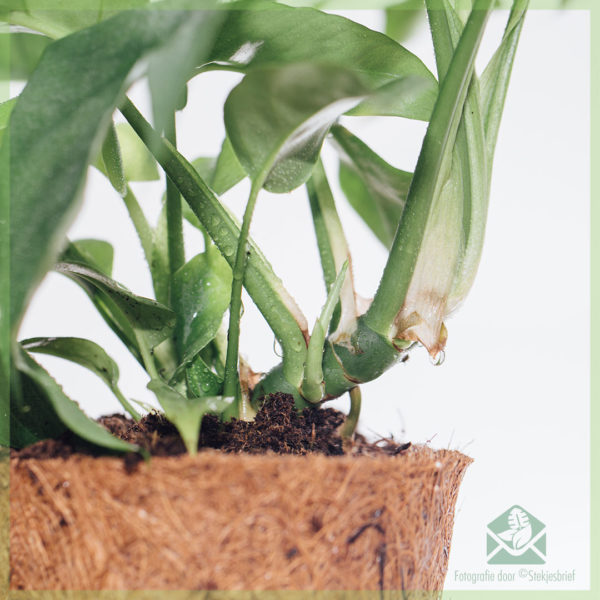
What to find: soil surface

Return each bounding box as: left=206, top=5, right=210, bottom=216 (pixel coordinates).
left=11, top=393, right=411, bottom=462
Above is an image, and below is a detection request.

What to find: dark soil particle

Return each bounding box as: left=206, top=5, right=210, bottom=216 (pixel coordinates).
left=11, top=393, right=411, bottom=461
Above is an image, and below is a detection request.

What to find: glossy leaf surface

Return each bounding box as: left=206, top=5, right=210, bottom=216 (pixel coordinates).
left=7, top=3, right=221, bottom=331
left=185, top=354, right=222, bottom=398
left=172, top=245, right=232, bottom=367
left=148, top=379, right=231, bottom=454
left=20, top=336, right=141, bottom=419
left=225, top=62, right=368, bottom=193
left=13, top=347, right=138, bottom=452
left=55, top=262, right=175, bottom=350
left=209, top=1, right=437, bottom=120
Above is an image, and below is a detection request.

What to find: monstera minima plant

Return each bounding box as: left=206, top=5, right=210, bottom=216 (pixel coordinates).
left=0, top=0, right=527, bottom=454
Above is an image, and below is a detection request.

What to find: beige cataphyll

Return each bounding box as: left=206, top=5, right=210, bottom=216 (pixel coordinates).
left=1, top=0, right=527, bottom=594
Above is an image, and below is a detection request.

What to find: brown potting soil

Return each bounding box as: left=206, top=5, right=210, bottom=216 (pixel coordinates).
left=9, top=394, right=472, bottom=593
left=11, top=393, right=412, bottom=461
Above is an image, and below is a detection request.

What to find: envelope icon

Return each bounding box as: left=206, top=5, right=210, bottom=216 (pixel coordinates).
left=486, top=505, right=546, bottom=564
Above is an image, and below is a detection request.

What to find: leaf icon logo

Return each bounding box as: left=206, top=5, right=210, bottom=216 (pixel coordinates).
left=497, top=507, right=533, bottom=550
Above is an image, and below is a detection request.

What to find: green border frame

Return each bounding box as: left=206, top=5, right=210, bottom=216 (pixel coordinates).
left=0, top=1, right=596, bottom=598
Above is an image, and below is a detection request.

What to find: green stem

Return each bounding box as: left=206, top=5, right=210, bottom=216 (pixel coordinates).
left=111, top=386, right=142, bottom=422
left=364, top=0, right=492, bottom=338
left=123, top=186, right=153, bottom=265
left=120, top=98, right=308, bottom=390
left=306, top=160, right=357, bottom=335
left=223, top=182, right=260, bottom=400
left=164, top=112, right=185, bottom=291
left=340, top=386, right=362, bottom=442
left=302, top=261, right=348, bottom=403
left=427, top=1, right=488, bottom=307
left=137, top=336, right=160, bottom=381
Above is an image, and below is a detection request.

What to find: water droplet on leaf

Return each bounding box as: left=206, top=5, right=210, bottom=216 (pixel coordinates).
left=430, top=350, right=445, bottom=366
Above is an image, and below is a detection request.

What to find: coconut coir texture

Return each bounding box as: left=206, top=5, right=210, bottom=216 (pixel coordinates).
left=10, top=395, right=472, bottom=593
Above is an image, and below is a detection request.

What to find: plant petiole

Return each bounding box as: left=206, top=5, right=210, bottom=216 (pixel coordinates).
left=340, top=386, right=362, bottom=445
left=222, top=181, right=261, bottom=404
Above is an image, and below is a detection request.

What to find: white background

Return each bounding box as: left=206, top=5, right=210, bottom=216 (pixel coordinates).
left=16, top=8, right=590, bottom=591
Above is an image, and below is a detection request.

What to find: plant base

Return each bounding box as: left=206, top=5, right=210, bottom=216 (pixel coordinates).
left=10, top=446, right=470, bottom=592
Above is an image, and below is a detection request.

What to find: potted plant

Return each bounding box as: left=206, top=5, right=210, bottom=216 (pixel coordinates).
left=1, top=0, right=528, bottom=593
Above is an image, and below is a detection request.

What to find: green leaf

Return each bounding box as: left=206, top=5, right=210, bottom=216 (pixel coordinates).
left=365, top=0, right=493, bottom=336
left=172, top=245, right=232, bottom=367
left=306, top=159, right=356, bottom=336
left=151, top=202, right=170, bottom=306
left=209, top=1, right=437, bottom=120
left=10, top=363, right=67, bottom=449
left=116, top=123, right=160, bottom=182
left=0, top=364, right=9, bottom=447
left=0, top=32, right=52, bottom=81
left=187, top=138, right=246, bottom=220
left=7, top=2, right=223, bottom=333
left=20, top=336, right=142, bottom=420
left=0, top=98, right=15, bottom=126
left=0, top=97, right=15, bottom=146
left=147, top=7, right=223, bottom=136
left=302, top=261, right=348, bottom=403
left=63, top=238, right=114, bottom=278
left=225, top=62, right=369, bottom=193
left=332, top=125, right=412, bottom=249
left=185, top=354, right=222, bottom=398
left=121, top=98, right=310, bottom=390
left=3, top=0, right=151, bottom=39
left=101, top=122, right=127, bottom=197
left=58, top=242, right=142, bottom=362
left=480, top=0, right=527, bottom=167
left=385, top=0, right=425, bottom=43
left=13, top=347, right=138, bottom=453
left=55, top=261, right=175, bottom=350
left=147, top=379, right=232, bottom=454
left=211, top=136, right=247, bottom=195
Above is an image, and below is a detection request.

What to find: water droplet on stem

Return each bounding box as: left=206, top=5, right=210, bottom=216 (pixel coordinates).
left=430, top=350, right=445, bottom=366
